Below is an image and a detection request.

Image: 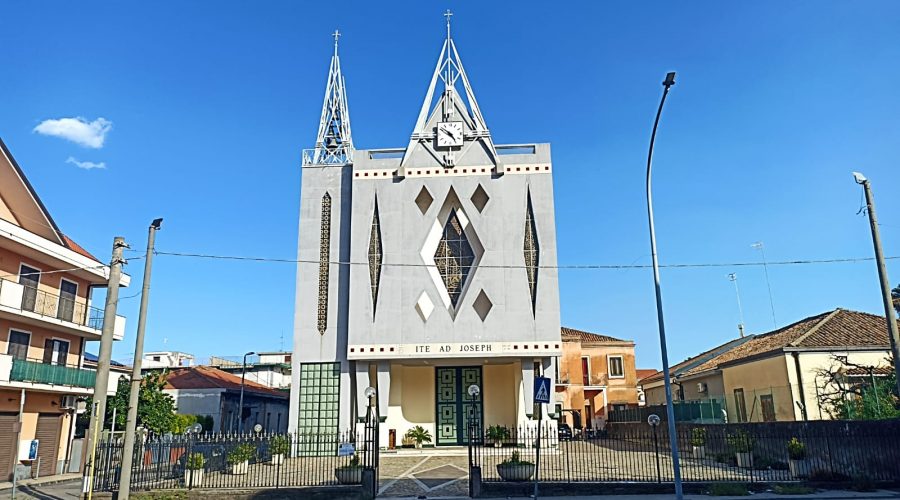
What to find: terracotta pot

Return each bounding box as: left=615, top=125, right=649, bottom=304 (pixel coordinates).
left=497, top=463, right=535, bottom=482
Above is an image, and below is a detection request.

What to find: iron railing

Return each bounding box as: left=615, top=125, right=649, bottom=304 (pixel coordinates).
left=470, top=420, right=900, bottom=485
left=91, top=430, right=377, bottom=492
left=1, top=279, right=104, bottom=330
left=9, top=358, right=96, bottom=388
left=609, top=398, right=726, bottom=424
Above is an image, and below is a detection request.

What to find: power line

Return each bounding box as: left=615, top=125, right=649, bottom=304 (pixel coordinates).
left=152, top=250, right=898, bottom=270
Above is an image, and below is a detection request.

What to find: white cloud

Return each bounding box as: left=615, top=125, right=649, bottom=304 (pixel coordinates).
left=66, top=156, right=107, bottom=170
left=34, top=117, right=112, bottom=148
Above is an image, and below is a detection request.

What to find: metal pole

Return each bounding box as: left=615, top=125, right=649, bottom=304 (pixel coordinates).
left=855, top=174, right=900, bottom=398
left=118, top=219, right=162, bottom=499
left=752, top=242, right=777, bottom=328
left=652, top=424, right=661, bottom=483
left=646, top=71, right=684, bottom=500
left=238, top=352, right=254, bottom=434
left=728, top=273, right=746, bottom=337
left=11, top=389, right=25, bottom=500
left=83, top=236, right=126, bottom=498
left=533, top=414, right=541, bottom=499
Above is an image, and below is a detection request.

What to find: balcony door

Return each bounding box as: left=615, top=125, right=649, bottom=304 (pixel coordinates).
left=6, top=330, right=30, bottom=360
left=18, top=264, right=40, bottom=312
left=43, top=338, right=69, bottom=366
left=57, top=279, right=77, bottom=322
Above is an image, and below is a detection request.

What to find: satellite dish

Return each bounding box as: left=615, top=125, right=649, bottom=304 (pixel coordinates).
left=253, top=423, right=263, bottom=433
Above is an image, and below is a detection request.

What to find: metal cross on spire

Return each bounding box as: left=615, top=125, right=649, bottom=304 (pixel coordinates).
left=332, top=29, right=341, bottom=54
left=303, top=30, right=354, bottom=167
left=444, top=9, right=452, bottom=39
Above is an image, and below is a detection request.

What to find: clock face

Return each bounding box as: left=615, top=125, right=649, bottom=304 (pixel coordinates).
left=436, top=122, right=464, bottom=148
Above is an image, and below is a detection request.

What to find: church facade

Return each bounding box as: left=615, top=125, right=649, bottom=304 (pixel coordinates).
left=289, top=19, right=562, bottom=447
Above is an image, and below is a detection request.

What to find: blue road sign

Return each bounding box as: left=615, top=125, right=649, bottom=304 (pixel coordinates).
left=534, top=376, right=551, bottom=404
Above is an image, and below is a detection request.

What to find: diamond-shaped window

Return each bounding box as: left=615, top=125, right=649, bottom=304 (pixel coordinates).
left=471, top=184, right=489, bottom=213
left=415, top=186, right=434, bottom=215
left=473, top=290, right=493, bottom=321
left=434, top=209, right=475, bottom=308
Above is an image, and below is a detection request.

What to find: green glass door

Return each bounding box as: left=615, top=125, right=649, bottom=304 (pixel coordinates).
left=435, top=366, right=482, bottom=446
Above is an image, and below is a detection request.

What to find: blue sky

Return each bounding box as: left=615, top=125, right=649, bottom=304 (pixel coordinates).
left=1, top=1, right=898, bottom=369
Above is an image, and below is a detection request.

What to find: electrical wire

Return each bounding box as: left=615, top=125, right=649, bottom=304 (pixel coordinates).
left=152, top=250, right=897, bottom=270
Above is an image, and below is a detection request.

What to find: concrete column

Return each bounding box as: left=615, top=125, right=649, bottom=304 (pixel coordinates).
left=521, top=360, right=535, bottom=417
left=376, top=361, right=391, bottom=421
left=354, top=362, right=371, bottom=423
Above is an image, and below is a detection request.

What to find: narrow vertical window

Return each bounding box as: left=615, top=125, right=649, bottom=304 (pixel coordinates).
left=523, top=190, right=540, bottom=313
left=368, top=200, right=383, bottom=314
left=317, top=193, right=332, bottom=335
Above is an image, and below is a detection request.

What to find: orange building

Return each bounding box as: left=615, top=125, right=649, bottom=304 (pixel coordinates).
left=554, top=327, right=638, bottom=431
left=0, top=138, right=127, bottom=480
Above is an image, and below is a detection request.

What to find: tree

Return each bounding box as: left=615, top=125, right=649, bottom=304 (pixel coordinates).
left=814, top=355, right=900, bottom=420
left=892, top=283, right=899, bottom=317
left=82, top=371, right=178, bottom=435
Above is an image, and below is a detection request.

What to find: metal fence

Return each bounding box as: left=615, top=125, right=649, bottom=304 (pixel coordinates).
left=90, top=429, right=377, bottom=492
left=610, top=398, right=726, bottom=424
left=470, top=420, right=900, bottom=485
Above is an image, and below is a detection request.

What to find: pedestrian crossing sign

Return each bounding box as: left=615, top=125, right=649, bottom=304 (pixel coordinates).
left=534, top=376, right=551, bottom=404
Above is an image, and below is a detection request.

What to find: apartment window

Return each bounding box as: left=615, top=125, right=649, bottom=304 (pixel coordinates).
left=7, top=330, right=30, bottom=360
left=19, top=264, right=40, bottom=312
left=43, top=338, right=69, bottom=366
left=58, top=279, right=78, bottom=322
left=733, top=388, right=748, bottom=423
left=581, top=357, right=590, bottom=386
left=608, top=355, right=625, bottom=378
left=760, top=395, right=776, bottom=422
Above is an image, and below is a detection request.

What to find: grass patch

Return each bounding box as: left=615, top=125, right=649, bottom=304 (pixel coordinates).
left=773, top=484, right=816, bottom=495
left=708, top=483, right=750, bottom=496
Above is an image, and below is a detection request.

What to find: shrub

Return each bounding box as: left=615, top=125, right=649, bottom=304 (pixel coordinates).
left=727, top=430, right=755, bottom=453
left=226, top=443, right=255, bottom=465
left=269, top=435, right=291, bottom=456
left=185, top=453, right=205, bottom=471
left=690, top=428, right=708, bottom=447
left=500, top=450, right=533, bottom=466
left=487, top=425, right=511, bottom=441
left=786, top=437, right=807, bottom=460
left=338, top=454, right=361, bottom=469
left=708, top=483, right=749, bottom=496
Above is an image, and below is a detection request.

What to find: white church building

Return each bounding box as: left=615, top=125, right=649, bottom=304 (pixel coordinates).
left=289, top=16, right=562, bottom=447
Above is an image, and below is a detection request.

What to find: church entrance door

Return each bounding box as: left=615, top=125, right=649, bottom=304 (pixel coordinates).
left=435, top=366, right=483, bottom=446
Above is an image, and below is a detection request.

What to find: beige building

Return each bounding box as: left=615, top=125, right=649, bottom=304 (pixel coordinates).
left=0, top=138, right=127, bottom=479
left=642, top=309, right=893, bottom=422
left=554, top=327, right=638, bottom=430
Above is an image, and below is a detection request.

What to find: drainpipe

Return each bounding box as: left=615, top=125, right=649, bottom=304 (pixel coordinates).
left=791, top=352, right=808, bottom=421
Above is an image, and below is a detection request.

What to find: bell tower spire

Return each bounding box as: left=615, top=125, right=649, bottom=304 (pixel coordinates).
left=304, top=29, right=354, bottom=166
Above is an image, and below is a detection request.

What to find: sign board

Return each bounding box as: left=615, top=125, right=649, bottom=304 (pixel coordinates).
left=534, top=376, right=551, bottom=404
left=338, top=442, right=355, bottom=457
left=19, top=440, right=38, bottom=461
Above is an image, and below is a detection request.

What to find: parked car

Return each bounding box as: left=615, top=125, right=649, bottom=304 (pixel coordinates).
left=558, top=423, right=573, bottom=441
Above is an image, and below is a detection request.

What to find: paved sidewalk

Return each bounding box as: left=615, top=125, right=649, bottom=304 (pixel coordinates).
left=0, top=476, right=83, bottom=499
left=493, top=492, right=900, bottom=500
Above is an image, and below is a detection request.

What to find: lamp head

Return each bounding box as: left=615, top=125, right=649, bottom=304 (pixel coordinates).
left=663, top=72, right=676, bottom=88
left=647, top=414, right=661, bottom=427
left=852, top=172, right=867, bottom=184
left=151, top=218, right=163, bottom=229
left=364, top=386, right=376, bottom=399
left=467, top=384, right=480, bottom=397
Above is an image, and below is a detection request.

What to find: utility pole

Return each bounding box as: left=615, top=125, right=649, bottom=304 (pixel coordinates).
left=118, top=219, right=162, bottom=499
left=82, top=236, right=126, bottom=497
left=853, top=173, right=900, bottom=398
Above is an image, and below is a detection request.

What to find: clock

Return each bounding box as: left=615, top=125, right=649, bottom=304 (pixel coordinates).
left=436, top=122, right=464, bottom=148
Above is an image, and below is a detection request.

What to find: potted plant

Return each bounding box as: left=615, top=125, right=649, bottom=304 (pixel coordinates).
left=497, top=451, right=535, bottom=481
left=727, top=430, right=755, bottom=468
left=184, top=452, right=205, bottom=486
left=404, top=426, right=432, bottom=449
left=269, top=435, right=290, bottom=465
left=227, top=443, right=255, bottom=475
left=690, top=428, right=708, bottom=459
left=486, top=425, right=510, bottom=448
left=335, top=454, right=363, bottom=484
left=787, top=437, right=811, bottom=478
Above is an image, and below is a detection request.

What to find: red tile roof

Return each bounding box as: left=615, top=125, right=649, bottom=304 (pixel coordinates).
left=636, top=369, right=659, bottom=382
left=163, top=366, right=287, bottom=398
left=561, top=326, right=630, bottom=344
left=62, top=234, right=101, bottom=262
left=682, top=309, right=891, bottom=377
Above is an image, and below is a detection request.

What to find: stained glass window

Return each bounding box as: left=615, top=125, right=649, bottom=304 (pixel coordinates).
left=524, top=192, right=540, bottom=313
left=317, top=193, right=332, bottom=335
left=434, top=209, right=474, bottom=308
left=368, top=201, right=383, bottom=312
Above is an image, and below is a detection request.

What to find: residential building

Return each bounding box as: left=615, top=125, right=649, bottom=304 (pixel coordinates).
left=209, top=352, right=291, bottom=389
left=0, top=138, right=128, bottom=479
left=162, top=366, right=289, bottom=433
left=643, top=309, right=893, bottom=422
left=290, top=22, right=562, bottom=448
left=635, top=369, right=657, bottom=407
left=555, top=327, right=637, bottom=431
left=141, top=351, right=195, bottom=370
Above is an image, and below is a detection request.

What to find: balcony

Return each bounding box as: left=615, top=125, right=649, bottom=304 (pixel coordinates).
left=0, top=278, right=125, bottom=339
left=8, top=357, right=96, bottom=389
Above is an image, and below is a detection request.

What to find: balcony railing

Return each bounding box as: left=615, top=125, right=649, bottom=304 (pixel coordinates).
left=0, top=278, right=105, bottom=331
left=9, top=357, right=97, bottom=389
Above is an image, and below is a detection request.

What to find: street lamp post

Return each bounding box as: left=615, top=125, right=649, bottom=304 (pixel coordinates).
left=645, top=70, right=684, bottom=500
left=238, top=351, right=256, bottom=434
left=853, top=172, right=900, bottom=398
